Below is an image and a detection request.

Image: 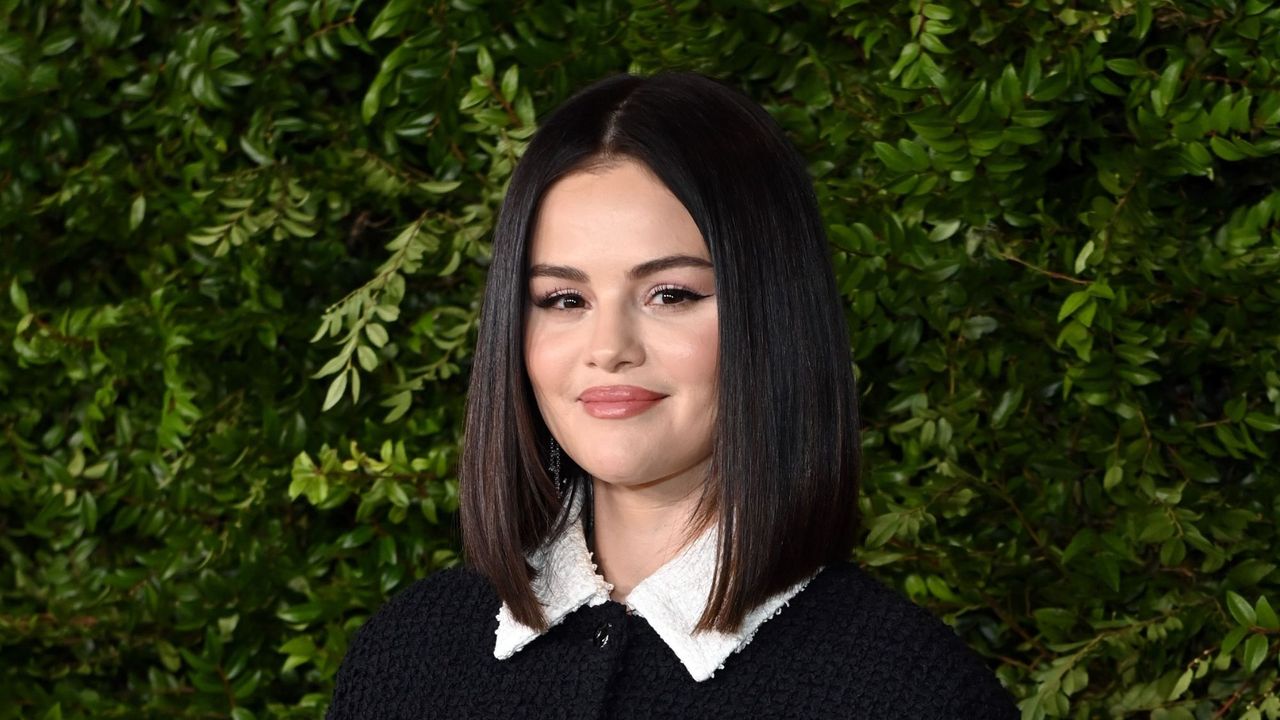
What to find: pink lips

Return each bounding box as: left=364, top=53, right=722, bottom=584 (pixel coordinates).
left=579, top=385, right=667, bottom=419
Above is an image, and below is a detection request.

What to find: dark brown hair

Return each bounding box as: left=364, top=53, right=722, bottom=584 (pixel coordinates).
left=459, top=70, right=861, bottom=635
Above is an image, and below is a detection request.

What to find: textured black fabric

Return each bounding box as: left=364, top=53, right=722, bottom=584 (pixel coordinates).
left=326, top=559, right=1019, bottom=719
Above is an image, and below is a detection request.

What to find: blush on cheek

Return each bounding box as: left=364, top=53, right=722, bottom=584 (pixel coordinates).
left=673, top=327, right=718, bottom=369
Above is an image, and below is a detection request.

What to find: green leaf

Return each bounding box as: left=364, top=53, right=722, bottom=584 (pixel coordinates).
left=188, top=233, right=222, bottom=246
left=476, top=45, right=494, bottom=81
left=1183, top=141, right=1212, bottom=167
left=888, top=42, right=920, bottom=81
left=368, top=0, right=413, bottom=40
left=438, top=250, right=462, bottom=276
left=1229, top=561, right=1277, bottom=587
left=919, top=32, right=948, bottom=55
left=365, top=323, right=389, bottom=348
left=873, top=141, right=915, bottom=173
left=1058, top=291, right=1091, bottom=322
left=1255, top=91, right=1280, bottom=126
left=1209, top=94, right=1235, bottom=134
left=922, top=4, right=952, bottom=20
left=897, top=139, right=930, bottom=171
left=1074, top=240, right=1095, bottom=274
left=1133, top=0, right=1153, bottom=39
left=991, top=386, right=1023, bottom=429
left=1230, top=94, right=1253, bottom=133
left=1030, top=73, right=1070, bottom=101
left=9, top=279, right=29, bottom=313
left=1153, top=59, right=1184, bottom=116
left=865, top=512, right=901, bottom=549
left=382, top=390, right=412, bottom=424
left=1255, top=596, right=1280, bottom=630
left=952, top=80, right=986, bottom=123
left=928, top=219, right=961, bottom=241
left=310, top=351, right=348, bottom=379
left=1169, top=668, right=1193, bottom=700
left=337, top=526, right=374, bottom=549
left=386, top=481, right=410, bottom=508
left=1086, top=281, right=1115, bottom=300
left=239, top=135, right=273, bottom=166
left=999, top=63, right=1021, bottom=111
left=362, top=79, right=385, bottom=124
left=41, top=32, right=78, bottom=57
left=280, top=217, right=314, bottom=237
left=961, top=315, right=998, bottom=340
left=1244, top=412, right=1280, bottom=432
left=1012, top=110, right=1055, bottom=127
left=278, top=636, right=316, bottom=657
left=1139, top=511, right=1175, bottom=542
left=460, top=84, right=488, bottom=110
left=1089, top=74, right=1126, bottom=96
left=322, top=371, right=348, bottom=411
left=1223, top=625, right=1249, bottom=653
left=500, top=65, right=519, bottom=99
left=1106, top=58, right=1141, bottom=76
left=1225, top=396, right=1247, bottom=422
left=1243, top=633, right=1267, bottom=673
left=1228, top=590, right=1257, bottom=627
left=419, top=180, right=462, bottom=194
left=276, top=602, right=323, bottom=625
left=1117, top=366, right=1161, bottom=386
left=129, top=195, right=146, bottom=231
left=1159, top=537, right=1186, bottom=566
left=1211, top=136, right=1245, bottom=161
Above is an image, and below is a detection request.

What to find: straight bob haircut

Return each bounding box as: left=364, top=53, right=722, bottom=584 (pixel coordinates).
left=460, top=70, right=861, bottom=636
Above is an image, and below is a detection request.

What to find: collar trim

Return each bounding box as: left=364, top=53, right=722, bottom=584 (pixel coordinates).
left=493, top=487, right=823, bottom=682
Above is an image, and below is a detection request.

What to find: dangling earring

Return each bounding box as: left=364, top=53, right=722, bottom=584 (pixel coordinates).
left=549, top=436, right=568, bottom=498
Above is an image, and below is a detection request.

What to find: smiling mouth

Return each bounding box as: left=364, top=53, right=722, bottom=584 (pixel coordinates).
left=579, top=397, right=665, bottom=419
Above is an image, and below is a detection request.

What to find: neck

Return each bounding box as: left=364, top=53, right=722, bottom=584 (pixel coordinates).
left=586, top=470, right=707, bottom=604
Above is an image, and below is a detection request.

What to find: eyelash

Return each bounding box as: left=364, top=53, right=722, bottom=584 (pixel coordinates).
left=532, top=284, right=709, bottom=311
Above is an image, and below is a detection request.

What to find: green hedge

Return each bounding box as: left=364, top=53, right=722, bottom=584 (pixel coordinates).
left=3, top=0, right=1279, bottom=717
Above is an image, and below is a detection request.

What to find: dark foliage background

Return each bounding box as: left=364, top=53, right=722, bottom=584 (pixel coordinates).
left=2, top=0, right=1278, bottom=717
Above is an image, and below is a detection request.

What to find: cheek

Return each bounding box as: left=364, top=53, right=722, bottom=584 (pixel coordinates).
left=523, top=319, right=571, bottom=394
left=660, top=312, right=720, bottom=390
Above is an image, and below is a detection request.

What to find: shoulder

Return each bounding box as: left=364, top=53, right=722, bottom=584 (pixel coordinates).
left=806, top=559, right=980, bottom=654
left=360, top=565, right=492, bottom=632
left=326, top=566, right=496, bottom=719
left=797, top=560, right=1019, bottom=718
left=343, top=565, right=496, bottom=655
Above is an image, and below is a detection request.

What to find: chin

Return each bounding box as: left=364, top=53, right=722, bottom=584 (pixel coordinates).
left=579, top=466, right=653, bottom=486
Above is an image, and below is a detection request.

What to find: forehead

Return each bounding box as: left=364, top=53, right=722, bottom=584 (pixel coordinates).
left=527, top=159, right=708, bottom=265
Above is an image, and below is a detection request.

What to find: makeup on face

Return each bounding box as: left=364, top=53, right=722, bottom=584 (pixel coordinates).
left=522, top=159, right=719, bottom=487
left=578, top=384, right=668, bottom=419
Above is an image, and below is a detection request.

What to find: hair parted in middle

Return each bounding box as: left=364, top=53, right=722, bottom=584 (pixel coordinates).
left=459, top=69, right=862, bottom=636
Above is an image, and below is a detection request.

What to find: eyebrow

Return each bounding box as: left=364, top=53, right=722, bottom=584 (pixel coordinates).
left=527, top=254, right=713, bottom=283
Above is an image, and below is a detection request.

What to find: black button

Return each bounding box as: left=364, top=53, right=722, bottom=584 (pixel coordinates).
left=592, top=622, right=612, bottom=648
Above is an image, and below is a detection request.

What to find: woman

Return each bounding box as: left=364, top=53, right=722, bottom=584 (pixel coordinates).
left=326, top=70, right=1018, bottom=718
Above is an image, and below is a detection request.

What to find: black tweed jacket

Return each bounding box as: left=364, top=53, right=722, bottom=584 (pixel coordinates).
left=326, top=559, right=1019, bottom=719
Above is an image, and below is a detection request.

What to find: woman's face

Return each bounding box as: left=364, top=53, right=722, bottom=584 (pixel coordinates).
left=524, top=158, right=718, bottom=490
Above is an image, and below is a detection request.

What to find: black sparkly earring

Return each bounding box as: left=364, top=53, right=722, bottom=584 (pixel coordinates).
left=549, top=436, right=569, bottom=498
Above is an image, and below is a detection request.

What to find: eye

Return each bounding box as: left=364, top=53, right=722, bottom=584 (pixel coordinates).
left=531, top=285, right=711, bottom=312
left=532, top=288, right=585, bottom=310
left=650, top=285, right=709, bottom=306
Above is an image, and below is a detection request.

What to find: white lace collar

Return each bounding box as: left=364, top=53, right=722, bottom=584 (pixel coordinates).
left=493, top=485, right=823, bottom=682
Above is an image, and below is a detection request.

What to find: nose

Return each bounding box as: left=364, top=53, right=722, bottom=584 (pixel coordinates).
left=586, top=298, right=644, bottom=371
